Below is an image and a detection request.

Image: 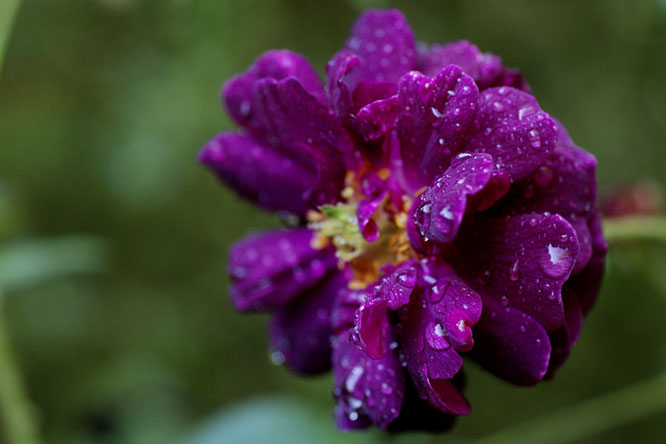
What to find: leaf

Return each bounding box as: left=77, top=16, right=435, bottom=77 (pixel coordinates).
left=0, top=236, right=109, bottom=293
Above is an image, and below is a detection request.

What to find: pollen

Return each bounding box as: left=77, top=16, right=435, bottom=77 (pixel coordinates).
left=308, top=173, right=415, bottom=289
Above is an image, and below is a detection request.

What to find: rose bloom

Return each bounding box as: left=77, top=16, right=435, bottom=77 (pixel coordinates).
left=198, top=9, right=607, bottom=432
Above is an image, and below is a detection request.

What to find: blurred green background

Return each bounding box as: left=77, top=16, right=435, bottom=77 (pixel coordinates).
left=1, top=0, right=665, bottom=443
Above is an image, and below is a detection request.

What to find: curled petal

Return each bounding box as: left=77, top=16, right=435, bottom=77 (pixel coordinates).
left=250, top=77, right=348, bottom=206
left=386, top=378, right=457, bottom=432
left=344, top=9, right=417, bottom=89
left=353, top=261, right=419, bottom=359
left=396, top=66, right=480, bottom=191
left=418, top=40, right=529, bottom=91
left=269, top=272, right=347, bottom=375
left=544, top=289, right=583, bottom=379
left=566, top=212, right=607, bottom=316
left=396, top=261, right=480, bottom=414
left=223, top=50, right=326, bottom=128
left=356, top=172, right=389, bottom=242
left=471, top=297, right=552, bottom=385
left=325, top=49, right=358, bottom=119
left=199, top=132, right=317, bottom=216
left=466, top=87, right=558, bottom=183
left=332, top=328, right=405, bottom=430
left=412, top=152, right=494, bottom=246
left=354, top=94, right=401, bottom=141
left=453, top=213, right=579, bottom=330
left=493, top=120, right=599, bottom=272
left=228, top=228, right=337, bottom=311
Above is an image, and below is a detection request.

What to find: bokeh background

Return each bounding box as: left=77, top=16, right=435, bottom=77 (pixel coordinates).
left=1, top=0, right=666, bottom=443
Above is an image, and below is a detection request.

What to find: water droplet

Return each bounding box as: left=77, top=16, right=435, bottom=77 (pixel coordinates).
left=240, top=100, right=251, bottom=117
left=539, top=244, right=574, bottom=279
left=270, top=351, right=285, bottom=365
left=528, top=129, right=541, bottom=148
left=431, top=107, right=445, bottom=118
left=492, top=101, right=504, bottom=112
left=439, top=205, right=453, bottom=220
left=397, top=270, right=417, bottom=288
left=345, top=366, right=364, bottom=392
left=510, top=260, right=520, bottom=281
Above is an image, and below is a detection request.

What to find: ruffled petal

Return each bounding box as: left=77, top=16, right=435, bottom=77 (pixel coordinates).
left=228, top=228, right=337, bottom=311
left=353, top=94, right=401, bottom=141
left=343, top=9, right=417, bottom=89
left=332, top=331, right=405, bottom=430
left=471, top=296, right=552, bottom=385
left=356, top=172, right=389, bottom=242
left=325, top=49, right=358, bottom=119
left=566, top=212, right=607, bottom=316
left=491, top=120, right=598, bottom=272
left=412, top=152, right=494, bottom=246
left=465, top=87, right=558, bottom=183
left=223, top=50, right=326, bottom=128
left=544, top=289, right=583, bottom=378
left=452, top=213, right=579, bottom=330
left=418, top=40, right=529, bottom=92
left=386, top=377, right=457, bottom=432
left=352, top=261, right=418, bottom=359
left=199, top=132, right=317, bottom=216
left=332, top=286, right=405, bottom=430
left=395, top=65, right=480, bottom=191
left=269, top=272, right=347, bottom=375
left=396, top=260, right=479, bottom=415
left=249, top=77, right=348, bottom=206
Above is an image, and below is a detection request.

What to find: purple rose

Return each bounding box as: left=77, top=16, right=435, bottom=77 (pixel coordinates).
left=199, top=9, right=607, bottom=432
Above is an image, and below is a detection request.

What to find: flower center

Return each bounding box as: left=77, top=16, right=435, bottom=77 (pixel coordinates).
left=308, top=172, right=414, bottom=289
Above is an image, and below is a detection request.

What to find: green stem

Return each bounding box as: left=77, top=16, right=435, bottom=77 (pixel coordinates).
left=0, top=307, right=41, bottom=444
left=474, top=371, right=666, bottom=444
left=0, top=0, right=21, bottom=76
left=603, top=216, right=666, bottom=243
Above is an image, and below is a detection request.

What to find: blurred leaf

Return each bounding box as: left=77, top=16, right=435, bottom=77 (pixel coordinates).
left=189, top=395, right=372, bottom=444
left=0, top=183, right=24, bottom=238
left=0, top=236, right=108, bottom=292
left=0, top=0, right=20, bottom=76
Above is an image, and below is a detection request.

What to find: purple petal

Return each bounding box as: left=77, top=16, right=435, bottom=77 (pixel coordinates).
left=418, top=40, right=530, bottom=92
left=412, top=152, right=494, bottom=246
left=396, top=66, right=480, bottom=191
left=544, top=289, right=583, bottom=378
left=356, top=172, right=389, bottom=242
left=269, top=272, right=347, bottom=375
left=566, top=211, right=607, bottom=316
left=325, top=49, right=358, bottom=119
left=332, top=328, right=405, bottom=430
left=228, top=228, right=337, bottom=311
left=343, top=9, right=417, bottom=90
left=353, top=261, right=418, bottom=359
left=250, top=77, right=348, bottom=207
left=353, top=94, right=401, bottom=141
left=492, top=120, right=599, bottom=272
left=465, top=87, right=558, bottom=183
left=396, top=261, right=480, bottom=415
left=199, top=132, right=317, bottom=216
left=471, top=296, right=552, bottom=385
left=223, top=50, right=326, bottom=127
left=419, top=260, right=483, bottom=352
left=352, top=81, right=398, bottom=109
left=385, top=378, right=457, bottom=432
left=453, top=213, right=579, bottom=330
